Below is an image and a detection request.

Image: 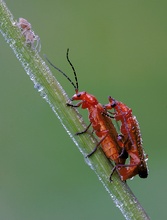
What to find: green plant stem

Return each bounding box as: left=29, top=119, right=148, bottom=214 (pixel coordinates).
left=0, top=1, right=150, bottom=219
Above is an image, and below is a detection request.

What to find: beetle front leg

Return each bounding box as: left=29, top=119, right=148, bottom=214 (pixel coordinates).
left=66, top=100, right=83, bottom=108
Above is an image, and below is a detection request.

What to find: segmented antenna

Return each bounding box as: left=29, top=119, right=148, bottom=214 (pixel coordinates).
left=66, top=48, right=79, bottom=92
left=44, top=49, right=78, bottom=92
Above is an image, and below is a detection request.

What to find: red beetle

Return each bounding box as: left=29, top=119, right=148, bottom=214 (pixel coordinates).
left=105, top=96, right=148, bottom=180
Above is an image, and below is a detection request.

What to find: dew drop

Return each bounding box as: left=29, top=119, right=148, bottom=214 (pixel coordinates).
left=34, top=83, right=43, bottom=92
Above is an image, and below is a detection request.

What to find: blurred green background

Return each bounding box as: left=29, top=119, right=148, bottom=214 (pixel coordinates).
left=0, top=0, right=167, bottom=219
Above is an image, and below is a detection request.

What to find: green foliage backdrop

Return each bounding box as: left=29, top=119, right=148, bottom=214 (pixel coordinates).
left=0, top=1, right=167, bottom=219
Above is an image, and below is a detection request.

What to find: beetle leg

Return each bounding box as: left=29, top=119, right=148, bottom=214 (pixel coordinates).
left=75, top=122, right=92, bottom=135
left=86, top=132, right=108, bottom=158
left=66, top=101, right=83, bottom=108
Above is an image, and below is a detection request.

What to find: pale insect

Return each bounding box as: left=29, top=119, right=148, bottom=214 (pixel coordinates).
left=17, top=18, right=41, bottom=52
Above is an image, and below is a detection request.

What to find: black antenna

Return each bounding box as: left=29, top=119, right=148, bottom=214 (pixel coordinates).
left=44, top=50, right=78, bottom=91
left=66, top=48, right=79, bottom=92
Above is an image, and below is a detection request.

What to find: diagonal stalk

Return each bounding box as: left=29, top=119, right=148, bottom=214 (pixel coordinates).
left=0, top=1, right=150, bottom=219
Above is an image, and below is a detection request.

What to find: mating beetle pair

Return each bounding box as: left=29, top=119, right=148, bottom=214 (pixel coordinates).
left=46, top=49, right=148, bottom=181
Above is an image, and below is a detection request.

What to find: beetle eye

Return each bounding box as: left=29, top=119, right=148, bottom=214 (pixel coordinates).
left=111, top=102, right=116, bottom=108
left=77, top=93, right=81, bottom=97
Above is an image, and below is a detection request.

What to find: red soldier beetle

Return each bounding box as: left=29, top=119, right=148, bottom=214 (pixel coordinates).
left=104, top=96, right=148, bottom=180
left=45, top=49, right=130, bottom=181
